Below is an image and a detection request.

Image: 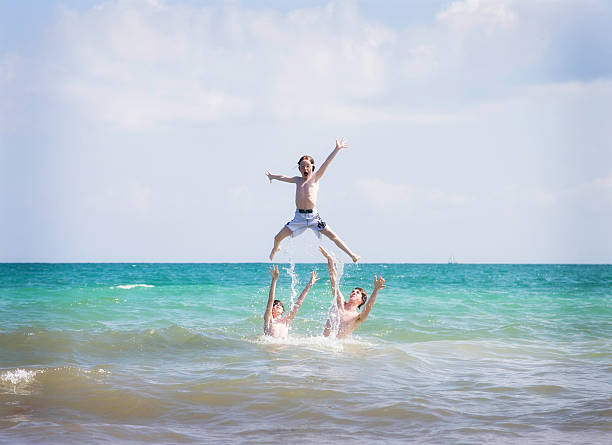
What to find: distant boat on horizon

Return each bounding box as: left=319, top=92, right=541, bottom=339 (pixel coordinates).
left=448, top=255, right=458, bottom=264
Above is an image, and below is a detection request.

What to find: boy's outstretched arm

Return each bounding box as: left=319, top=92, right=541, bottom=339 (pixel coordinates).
left=266, top=170, right=297, bottom=183
left=264, top=265, right=279, bottom=327
left=319, top=246, right=343, bottom=310
left=286, top=271, right=318, bottom=324
left=314, top=138, right=348, bottom=181
left=358, top=275, right=386, bottom=321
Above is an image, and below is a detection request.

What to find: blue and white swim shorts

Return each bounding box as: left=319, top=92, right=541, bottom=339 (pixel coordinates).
left=286, top=208, right=327, bottom=237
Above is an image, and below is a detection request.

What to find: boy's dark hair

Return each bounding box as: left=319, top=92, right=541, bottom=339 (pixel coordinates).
left=355, top=288, right=367, bottom=309
left=298, top=155, right=315, bottom=171
left=273, top=300, right=284, bottom=312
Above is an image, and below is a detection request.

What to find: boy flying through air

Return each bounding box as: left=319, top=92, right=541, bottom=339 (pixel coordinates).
left=319, top=246, right=386, bottom=338
left=266, top=138, right=360, bottom=263
left=264, top=265, right=318, bottom=338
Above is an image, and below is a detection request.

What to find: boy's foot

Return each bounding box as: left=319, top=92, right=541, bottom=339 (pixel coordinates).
left=269, top=247, right=280, bottom=261
left=352, top=254, right=360, bottom=263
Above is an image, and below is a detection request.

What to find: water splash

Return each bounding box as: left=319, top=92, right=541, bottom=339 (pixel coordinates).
left=284, top=262, right=299, bottom=307
left=335, top=252, right=345, bottom=284
left=282, top=237, right=299, bottom=307
left=325, top=250, right=345, bottom=337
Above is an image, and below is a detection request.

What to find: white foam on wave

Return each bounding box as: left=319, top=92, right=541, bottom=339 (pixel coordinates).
left=114, top=284, right=155, bottom=289
left=74, top=366, right=111, bottom=375
left=1, top=369, right=39, bottom=386
left=249, top=334, right=374, bottom=353
left=1, top=367, right=110, bottom=390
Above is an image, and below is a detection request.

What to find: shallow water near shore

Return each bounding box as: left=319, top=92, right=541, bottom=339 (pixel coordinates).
left=1, top=263, right=611, bottom=443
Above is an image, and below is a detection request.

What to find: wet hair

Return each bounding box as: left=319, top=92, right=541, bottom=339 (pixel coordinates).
left=273, top=300, right=284, bottom=312
left=355, top=288, right=367, bottom=309
left=298, top=155, right=315, bottom=171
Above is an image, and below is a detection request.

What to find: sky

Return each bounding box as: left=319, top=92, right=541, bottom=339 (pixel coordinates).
left=1, top=0, right=611, bottom=263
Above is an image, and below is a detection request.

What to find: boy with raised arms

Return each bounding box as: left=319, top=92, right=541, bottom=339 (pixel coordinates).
left=265, top=138, right=360, bottom=263
left=319, top=246, right=386, bottom=338
left=264, top=265, right=318, bottom=338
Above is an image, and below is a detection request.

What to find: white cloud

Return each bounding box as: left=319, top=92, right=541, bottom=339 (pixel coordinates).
left=357, top=178, right=415, bottom=209
left=84, top=181, right=153, bottom=216
left=567, top=173, right=612, bottom=210
left=61, top=81, right=251, bottom=130
left=358, top=178, right=473, bottom=211
left=437, top=0, right=517, bottom=33
left=594, top=174, right=612, bottom=190
left=500, top=184, right=558, bottom=207
left=227, top=185, right=256, bottom=213
left=48, top=2, right=254, bottom=129
left=40, top=1, right=398, bottom=128
left=0, top=53, right=17, bottom=84
left=24, top=0, right=608, bottom=129
left=0, top=53, right=18, bottom=131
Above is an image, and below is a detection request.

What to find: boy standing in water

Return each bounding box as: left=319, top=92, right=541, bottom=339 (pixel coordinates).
left=265, top=138, right=360, bottom=263
left=264, top=265, right=318, bottom=338
left=319, top=246, right=385, bottom=338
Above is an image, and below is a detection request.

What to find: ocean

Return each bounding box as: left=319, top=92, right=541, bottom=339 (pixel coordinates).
left=1, top=263, right=611, bottom=444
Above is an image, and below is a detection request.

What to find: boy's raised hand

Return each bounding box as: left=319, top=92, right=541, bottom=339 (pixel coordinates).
left=374, top=275, right=386, bottom=291
left=265, top=170, right=273, bottom=183
left=335, top=137, right=348, bottom=150
left=269, top=264, right=279, bottom=279
left=309, top=270, right=319, bottom=285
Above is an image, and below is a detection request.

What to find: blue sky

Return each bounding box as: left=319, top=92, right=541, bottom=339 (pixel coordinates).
left=1, top=0, right=611, bottom=263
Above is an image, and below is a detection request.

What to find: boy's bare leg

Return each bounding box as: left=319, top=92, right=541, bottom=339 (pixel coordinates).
left=320, top=226, right=360, bottom=263
left=269, top=226, right=292, bottom=260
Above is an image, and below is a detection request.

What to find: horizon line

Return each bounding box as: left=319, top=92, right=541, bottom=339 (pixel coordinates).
left=1, top=261, right=610, bottom=266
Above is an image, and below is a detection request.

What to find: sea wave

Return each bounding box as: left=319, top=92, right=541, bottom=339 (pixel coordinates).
left=113, top=284, right=155, bottom=289
left=0, top=366, right=109, bottom=397
left=0, top=325, right=242, bottom=359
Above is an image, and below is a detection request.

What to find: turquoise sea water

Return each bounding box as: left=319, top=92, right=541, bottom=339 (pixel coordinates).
left=1, top=263, right=611, bottom=444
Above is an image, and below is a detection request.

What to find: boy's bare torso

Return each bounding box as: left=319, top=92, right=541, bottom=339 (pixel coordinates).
left=294, top=176, right=319, bottom=209
left=336, top=292, right=363, bottom=338
left=337, top=310, right=362, bottom=338
left=265, top=318, right=289, bottom=338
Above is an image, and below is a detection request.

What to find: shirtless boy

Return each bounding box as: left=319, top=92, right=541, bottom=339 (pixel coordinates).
left=266, top=138, right=359, bottom=263
left=264, top=265, right=318, bottom=338
left=319, top=246, right=385, bottom=338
